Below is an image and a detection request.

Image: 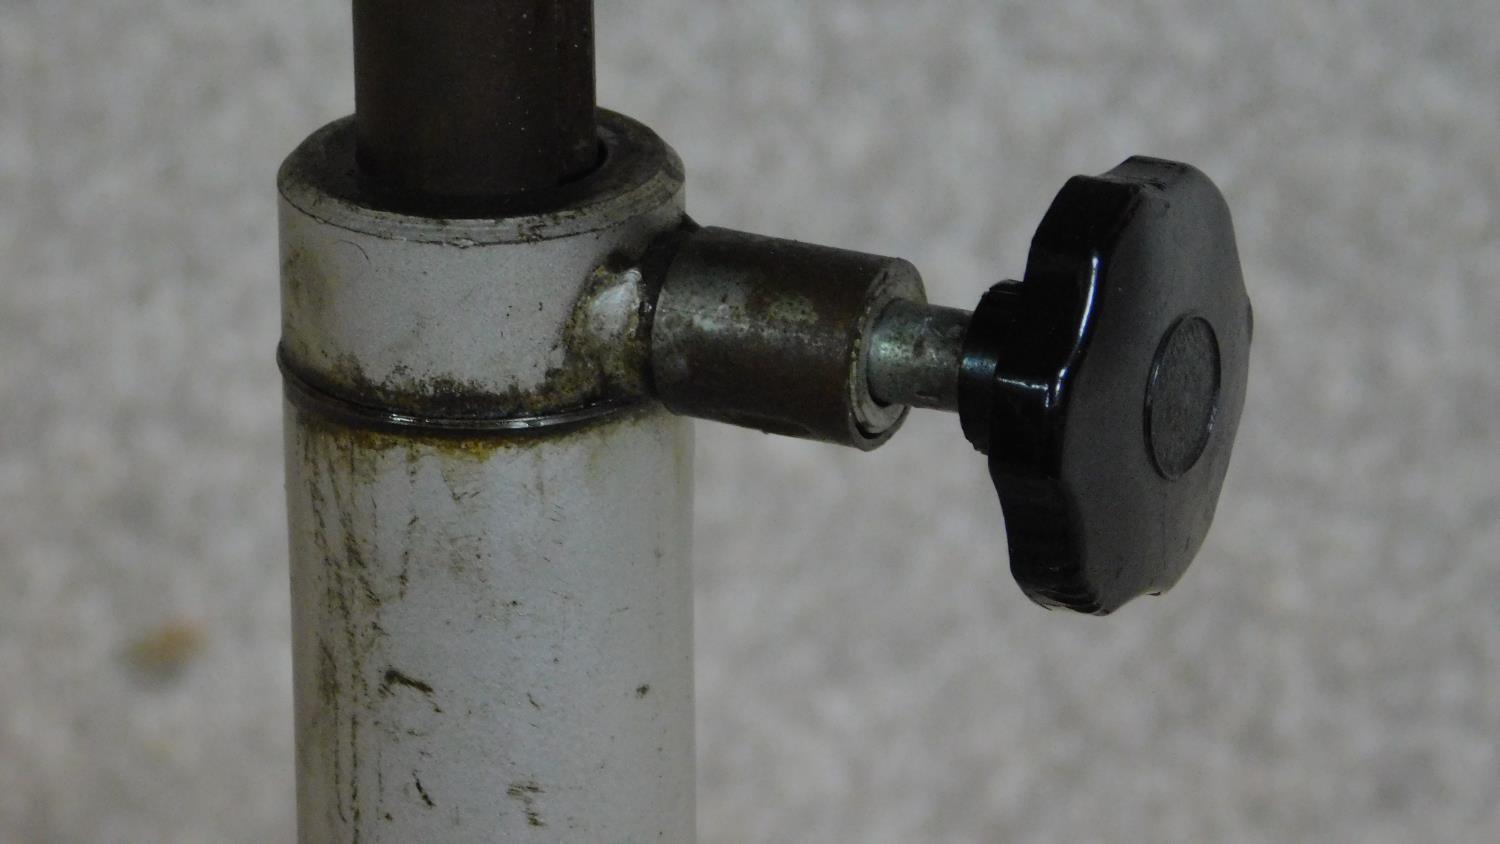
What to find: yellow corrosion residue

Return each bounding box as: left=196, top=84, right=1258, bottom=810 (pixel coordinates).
left=125, top=620, right=205, bottom=679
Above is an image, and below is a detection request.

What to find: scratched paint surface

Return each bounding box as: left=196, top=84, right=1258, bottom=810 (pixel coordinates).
left=285, top=405, right=695, bottom=841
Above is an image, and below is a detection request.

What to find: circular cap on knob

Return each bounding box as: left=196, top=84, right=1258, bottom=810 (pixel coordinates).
left=957, top=157, right=1252, bottom=615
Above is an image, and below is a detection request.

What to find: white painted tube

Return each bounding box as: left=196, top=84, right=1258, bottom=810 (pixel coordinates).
left=278, top=113, right=696, bottom=842
left=284, top=408, right=694, bottom=841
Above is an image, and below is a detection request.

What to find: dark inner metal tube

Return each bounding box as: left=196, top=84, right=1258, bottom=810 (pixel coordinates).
left=353, top=0, right=599, bottom=203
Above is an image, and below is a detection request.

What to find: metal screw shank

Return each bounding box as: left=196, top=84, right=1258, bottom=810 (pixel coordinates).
left=865, top=300, right=971, bottom=412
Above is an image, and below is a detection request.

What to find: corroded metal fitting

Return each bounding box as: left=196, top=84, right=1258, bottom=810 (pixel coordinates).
left=279, top=107, right=944, bottom=446
left=651, top=227, right=927, bottom=449
left=277, top=111, right=684, bottom=430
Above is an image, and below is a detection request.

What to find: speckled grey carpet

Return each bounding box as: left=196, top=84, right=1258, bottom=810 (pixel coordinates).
left=3, top=2, right=1498, bottom=841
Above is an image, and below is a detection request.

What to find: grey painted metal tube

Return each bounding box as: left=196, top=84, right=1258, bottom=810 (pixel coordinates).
left=279, top=115, right=695, bottom=842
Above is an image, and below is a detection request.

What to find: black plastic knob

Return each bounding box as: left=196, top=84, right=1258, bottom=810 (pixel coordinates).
left=957, top=157, right=1251, bottom=615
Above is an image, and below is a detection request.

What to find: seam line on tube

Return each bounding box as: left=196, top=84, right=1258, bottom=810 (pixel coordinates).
left=278, top=346, right=635, bottom=436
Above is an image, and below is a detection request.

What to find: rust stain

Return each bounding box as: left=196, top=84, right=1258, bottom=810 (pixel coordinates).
left=506, top=782, right=546, bottom=828
left=124, top=621, right=204, bottom=680
left=291, top=401, right=653, bottom=462
left=283, top=249, right=656, bottom=421
left=301, top=422, right=394, bottom=835
left=380, top=668, right=442, bottom=713
left=281, top=245, right=333, bottom=325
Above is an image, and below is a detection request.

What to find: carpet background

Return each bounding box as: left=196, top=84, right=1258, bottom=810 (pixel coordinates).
left=3, top=2, right=1498, bottom=841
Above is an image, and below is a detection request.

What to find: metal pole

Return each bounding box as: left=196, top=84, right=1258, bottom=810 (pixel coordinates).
left=281, top=399, right=694, bottom=841
left=353, top=0, right=599, bottom=203
left=280, top=3, right=697, bottom=838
